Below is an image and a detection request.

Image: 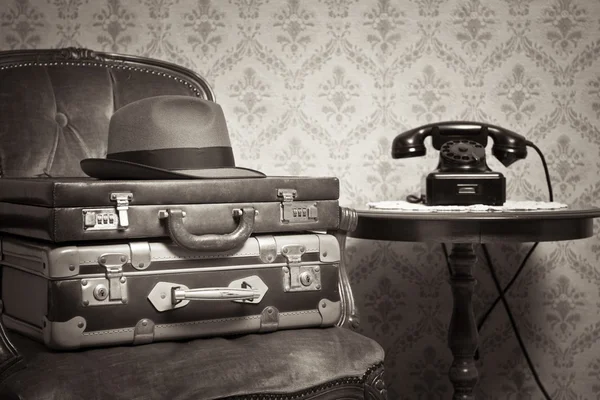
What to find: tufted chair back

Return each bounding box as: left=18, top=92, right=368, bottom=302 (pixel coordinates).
left=0, top=47, right=214, bottom=178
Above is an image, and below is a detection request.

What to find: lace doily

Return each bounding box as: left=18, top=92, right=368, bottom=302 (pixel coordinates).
left=367, top=200, right=568, bottom=212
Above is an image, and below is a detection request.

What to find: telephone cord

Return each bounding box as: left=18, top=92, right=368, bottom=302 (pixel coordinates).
left=441, top=140, right=553, bottom=399
left=476, top=142, right=553, bottom=342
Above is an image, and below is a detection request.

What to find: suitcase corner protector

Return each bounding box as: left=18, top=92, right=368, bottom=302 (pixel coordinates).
left=42, top=316, right=85, bottom=350
left=319, top=299, right=341, bottom=327
left=316, top=234, right=341, bottom=262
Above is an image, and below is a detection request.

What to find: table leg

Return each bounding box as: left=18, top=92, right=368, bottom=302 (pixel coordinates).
left=447, top=243, right=479, bottom=399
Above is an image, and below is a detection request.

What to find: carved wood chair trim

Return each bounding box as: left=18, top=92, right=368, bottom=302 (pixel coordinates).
left=331, top=207, right=360, bottom=329
left=219, top=362, right=386, bottom=400
left=364, top=363, right=388, bottom=400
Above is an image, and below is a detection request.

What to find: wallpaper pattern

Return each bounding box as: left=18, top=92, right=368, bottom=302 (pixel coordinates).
left=2, top=0, right=600, bottom=398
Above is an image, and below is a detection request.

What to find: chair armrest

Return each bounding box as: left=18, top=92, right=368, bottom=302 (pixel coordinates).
left=330, top=207, right=360, bottom=330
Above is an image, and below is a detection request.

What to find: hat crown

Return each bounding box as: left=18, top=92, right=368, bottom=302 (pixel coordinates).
left=80, top=95, right=266, bottom=180
left=107, top=96, right=232, bottom=154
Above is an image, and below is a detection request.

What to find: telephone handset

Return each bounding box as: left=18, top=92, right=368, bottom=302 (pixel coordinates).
left=392, top=121, right=531, bottom=206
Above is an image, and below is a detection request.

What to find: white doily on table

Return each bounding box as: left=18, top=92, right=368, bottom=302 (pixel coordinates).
left=366, top=200, right=569, bottom=212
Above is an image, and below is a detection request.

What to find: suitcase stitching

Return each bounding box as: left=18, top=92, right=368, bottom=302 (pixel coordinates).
left=77, top=253, right=261, bottom=263
left=83, top=328, right=135, bottom=336
left=78, top=246, right=319, bottom=264
left=148, top=247, right=320, bottom=261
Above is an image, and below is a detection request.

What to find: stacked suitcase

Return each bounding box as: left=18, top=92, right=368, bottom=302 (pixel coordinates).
left=0, top=176, right=354, bottom=350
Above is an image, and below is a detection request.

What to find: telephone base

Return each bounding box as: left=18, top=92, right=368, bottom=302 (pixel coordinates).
left=425, top=171, right=506, bottom=206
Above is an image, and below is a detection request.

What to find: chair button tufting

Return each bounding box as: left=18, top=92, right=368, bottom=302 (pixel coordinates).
left=55, top=112, right=68, bottom=127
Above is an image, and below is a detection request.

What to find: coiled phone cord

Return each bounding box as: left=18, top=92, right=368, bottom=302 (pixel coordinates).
left=434, top=141, right=554, bottom=399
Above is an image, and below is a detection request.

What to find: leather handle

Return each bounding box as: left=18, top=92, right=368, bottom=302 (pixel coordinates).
left=162, top=207, right=255, bottom=252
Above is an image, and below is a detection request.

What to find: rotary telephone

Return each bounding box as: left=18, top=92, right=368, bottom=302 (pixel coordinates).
left=392, top=121, right=531, bottom=206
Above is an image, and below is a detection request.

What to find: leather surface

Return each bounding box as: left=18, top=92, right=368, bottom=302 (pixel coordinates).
left=0, top=200, right=340, bottom=242
left=0, top=328, right=385, bottom=400
left=0, top=177, right=339, bottom=206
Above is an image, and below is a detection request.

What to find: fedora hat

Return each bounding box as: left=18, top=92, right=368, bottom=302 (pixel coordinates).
left=80, top=95, right=265, bottom=180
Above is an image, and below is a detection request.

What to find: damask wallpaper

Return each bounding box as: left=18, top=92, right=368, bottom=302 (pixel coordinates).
left=2, top=0, right=600, bottom=398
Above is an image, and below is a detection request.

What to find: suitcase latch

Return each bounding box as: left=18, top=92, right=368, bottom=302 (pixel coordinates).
left=81, top=192, right=132, bottom=231
left=281, top=244, right=321, bottom=292
left=110, top=192, right=133, bottom=229
left=81, top=253, right=129, bottom=307
left=277, top=189, right=318, bottom=224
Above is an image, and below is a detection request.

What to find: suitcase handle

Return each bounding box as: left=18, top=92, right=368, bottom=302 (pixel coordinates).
left=172, top=287, right=260, bottom=302
left=161, top=207, right=255, bottom=252
left=148, top=276, right=268, bottom=312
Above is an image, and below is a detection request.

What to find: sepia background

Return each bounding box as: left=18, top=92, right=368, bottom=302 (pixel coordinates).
left=2, top=0, right=600, bottom=398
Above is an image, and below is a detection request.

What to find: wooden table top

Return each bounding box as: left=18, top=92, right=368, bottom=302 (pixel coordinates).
left=349, top=206, right=600, bottom=243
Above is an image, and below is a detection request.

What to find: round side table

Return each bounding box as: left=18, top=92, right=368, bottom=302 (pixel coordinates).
left=349, top=206, right=600, bottom=400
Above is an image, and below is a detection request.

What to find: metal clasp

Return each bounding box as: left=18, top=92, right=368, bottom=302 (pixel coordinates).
left=281, top=244, right=321, bottom=292
left=110, top=192, right=133, bottom=229
left=277, top=189, right=318, bottom=223
left=98, top=253, right=128, bottom=303
left=81, top=253, right=129, bottom=307
left=278, top=189, right=297, bottom=203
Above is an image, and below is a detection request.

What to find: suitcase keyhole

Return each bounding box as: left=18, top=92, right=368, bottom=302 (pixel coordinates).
left=300, top=272, right=313, bottom=287
left=93, top=284, right=109, bottom=301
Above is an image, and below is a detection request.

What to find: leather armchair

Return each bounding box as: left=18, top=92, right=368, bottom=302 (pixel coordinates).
left=0, top=48, right=386, bottom=400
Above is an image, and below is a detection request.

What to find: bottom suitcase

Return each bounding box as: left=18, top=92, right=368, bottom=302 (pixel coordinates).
left=0, top=233, right=342, bottom=350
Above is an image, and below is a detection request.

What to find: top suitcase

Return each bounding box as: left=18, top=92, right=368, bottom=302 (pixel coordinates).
left=0, top=176, right=340, bottom=245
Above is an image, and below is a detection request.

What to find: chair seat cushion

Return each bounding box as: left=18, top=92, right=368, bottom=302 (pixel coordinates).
left=0, top=327, right=384, bottom=400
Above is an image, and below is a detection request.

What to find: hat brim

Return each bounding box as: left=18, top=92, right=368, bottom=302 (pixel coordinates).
left=80, top=158, right=266, bottom=180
